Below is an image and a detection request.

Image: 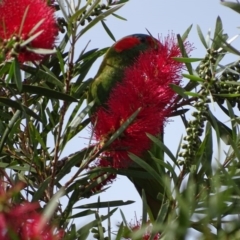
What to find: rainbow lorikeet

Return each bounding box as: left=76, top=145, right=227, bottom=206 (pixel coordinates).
left=88, top=34, right=165, bottom=220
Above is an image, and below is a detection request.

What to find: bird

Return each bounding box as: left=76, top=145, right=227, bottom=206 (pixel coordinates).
left=88, top=34, right=165, bottom=220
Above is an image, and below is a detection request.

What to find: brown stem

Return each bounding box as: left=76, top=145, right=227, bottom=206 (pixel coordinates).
left=64, top=147, right=103, bottom=188
left=49, top=24, right=77, bottom=196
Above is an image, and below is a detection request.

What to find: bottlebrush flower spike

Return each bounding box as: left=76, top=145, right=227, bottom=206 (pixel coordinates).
left=0, top=203, right=64, bottom=240
left=93, top=34, right=191, bottom=168
left=0, top=0, right=58, bottom=62
left=0, top=182, right=63, bottom=240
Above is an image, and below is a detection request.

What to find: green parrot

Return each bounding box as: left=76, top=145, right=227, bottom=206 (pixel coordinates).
left=88, top=34, right=156, bottom=110
left=88, top=34, right=165, bottom=220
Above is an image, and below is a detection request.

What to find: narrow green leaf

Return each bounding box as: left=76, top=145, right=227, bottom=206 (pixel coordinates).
left=13, top=59, right=22, bottom=92
left=221, top=1, right=240, bottom=14
left=207, top=110, right=232, bottom=145
left=214, top=93, right=240, bottom=97
left=184, top=91, right=201, bottom=97
left=0, top=98, right=41, bottom=121
left=41, top=188, right=65, bottom=227
left=173, top=57, right=202, bottom=63
left=219, top=36, right=240, bottom=56
left=182, top=74, right=204, bottom=82
left=177, top=34, right=193, bottom=74
left=7, top=84, right=77, bottom=102
left=101, top=20, right=116, bottom=41
left=55, top=147, right=95, bottom=182
left=170, top=84, right=188, bottom=99
left=69, top=4, right=88, bottom=22
left=95, top=212, right=104, bottom=240
left=128, top=153, right=163, bottom=187
left=141, top=189, right=148, bottom=225
left=20, top=30, right=43, bottom=47
left=26, top=47, right=56, bottom=55
left=115, top=222, right=124, bottom=240
left=32, top=178, right=51, bottom=202
left=147, top=134, right=178, bottom=166
left=181, top=24, right=193, bottom=41
left=111, top=13, right=127, bottom=21
left=102, top=108, right=141, bottom=149
left=21, top=65, right=64, bottom=88
left=75, top=200, right=134, bottom=209
left=78, top=208, right=118, bottom=238
left=78, top=4, right=124, bottom=38
left=212, top=16, right=223, bottom=50
left=68, top=210, right=95, bottom=219
left=155, top=200, right=170, bottom=224
left=196, top=24, right=208, bottom=48
left=120, top=209, right=128, bottom=227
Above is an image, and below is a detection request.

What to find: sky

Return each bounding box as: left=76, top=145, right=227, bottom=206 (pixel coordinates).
left=59, top=0, right=240, bottom=239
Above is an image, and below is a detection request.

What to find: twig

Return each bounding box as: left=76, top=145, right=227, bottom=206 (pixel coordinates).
left=50, top=20, right=77, bottom=196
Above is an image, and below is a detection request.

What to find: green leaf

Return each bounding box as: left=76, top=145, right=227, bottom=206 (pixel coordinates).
left=128, top=153, right=163, bottom=187
left=42, top=188, right=65, bottom=224
left=203, top=122, right=213, bottom=175
left=196, top=25, right=208, bottom=48
left=101, top=20, right=116, bottom=41
left=78, top=4, right=125, bottom=38
left=184, top=91, right=201, bottom=97
left=141, top=189, right=148, bottom=225
left=60, top=101, right=93, bottom=150
left=155, top=200, right=170, bottom=224
left=120, top=209, right=128, bottom=227
left=13, top=59, right=22, bottom=92
left=207, top=110, right=232, bottom=145
left=0, top=98, right=41, bottom=121
left=173, top=57, right=202, bottom=63
left=55, top=147, right=95, bottom=182
left=96, top=211, right=105, bottom=240
left=28, top=121, right=48, bottom=152
left=6, top=84, right=77, bottom=102
left=181, top=24, right=193, bottom=42
left=68, top=210, right=96, bottom=219
left=112, top=13, right=127, bottom=21
left=170, top=84, right=188, bottom=99
left=22, top=65, right=64, bottom=88
left=221, top=1, right=240, bottom=14
left=0, top=162, right=36, bottom=171
left=212, top=16, right=223, bottom=50
left=147, top=134, right=178, bottom=167
left=32, top=177, right=51, bottom=202
left=182, top=74, right=204, bottom=82
left=177, top=34, right=193, bottom=74
left=20, top=30, right=44, bottom=47
left=26, top=47, right=56, bottom=55
left=214, top=93, right=240, bottom=98
left=77, top=208, right=118, bottom=238
left=115, top=222, right=124, bottom=240
left=75, top=200, right=134, bottom=209
left=102, top=108, right=141, bottom=149
left=218, top=35, right=240, bottom=56
left=72, top=78, right=93, bottom=99
left=69, top=3, right=89, bottom=23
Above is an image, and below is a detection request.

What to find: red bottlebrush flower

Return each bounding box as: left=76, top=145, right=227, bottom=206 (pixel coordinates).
left=0, top=0, right=58, bottom=62
left=0, top=182, right=63, bottom=240
left=93, top=34, right=191, bottom=168
left=0, top=202, right=64, bottom=240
